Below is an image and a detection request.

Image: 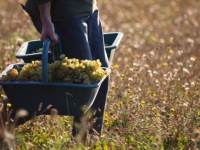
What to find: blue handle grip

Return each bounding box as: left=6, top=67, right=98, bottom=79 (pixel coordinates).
left=42, top=37, right=51, bottom=83
left=42, top=37, right=63, bottom=83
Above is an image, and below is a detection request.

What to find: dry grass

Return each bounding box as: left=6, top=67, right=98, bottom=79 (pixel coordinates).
left=1, top=0, right=200, bottom=149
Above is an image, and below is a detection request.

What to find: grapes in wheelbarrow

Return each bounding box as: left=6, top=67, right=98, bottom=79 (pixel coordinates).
left=0, top=54, right=108, bottom=85
left=0, top=37, right=111, bottom=116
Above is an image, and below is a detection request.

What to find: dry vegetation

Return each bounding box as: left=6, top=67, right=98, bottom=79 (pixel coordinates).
left=1, top=0, right=200, bottom=149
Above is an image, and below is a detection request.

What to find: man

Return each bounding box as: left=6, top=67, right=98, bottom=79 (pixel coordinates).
left=22, top=0, right=110, bottom=144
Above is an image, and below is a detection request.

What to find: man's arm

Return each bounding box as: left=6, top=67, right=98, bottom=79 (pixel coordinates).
left=38, top=2, right=58, bottom=45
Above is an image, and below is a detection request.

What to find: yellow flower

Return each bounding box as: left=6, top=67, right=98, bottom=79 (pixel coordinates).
left=62, top=131, right=67, bottom=136
left=128, top=89, right=132, bottom=93
left=141, top=100, right=145, bottom=105
left=168, top=49, right=174, bottom=54
left=114, top=65, right=119, bottom=69
left=153, top=93, right=156, bottom=97
left=118, top=101, right=123, bottom=105
left=151, top=36, right=157, bottom=42
left=157, top=113, right=161, bottom=117
left=121, top=74, right=125, bottom=77
left=104, top=112, right=108, bottom=117
left=111, top=84, right=115, bottom=88
left=163, top=97, right=167, bottom=101
left=104, top=120, right=109, bottom=126
left=7, top=103, right=12, bottom=107
left=169, top=38, right=173, bottom=43
left=127, top=83, right=130, bottom=87
left=163, top=62, right=168, bottom=66
left=147, top=90, right=151, bottom=94
left=152, top=106, right=157, bottom=111
left=0, top=94, right=6, bottom=99
left=171, top=108, right=175, bottom=111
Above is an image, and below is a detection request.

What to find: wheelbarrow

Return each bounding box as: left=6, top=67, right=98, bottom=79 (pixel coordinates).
left=16, top=32, right=123, bottom=66
left=0, top=32, right=123, bottom=116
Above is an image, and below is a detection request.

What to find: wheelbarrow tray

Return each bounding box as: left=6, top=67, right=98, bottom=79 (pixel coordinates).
left=16, top=32, right=123, bottom=65
left=0, top=63, right=109, bottom=116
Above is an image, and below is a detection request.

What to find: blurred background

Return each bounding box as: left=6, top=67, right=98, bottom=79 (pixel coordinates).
left=1, top=0, right=200, bottom=149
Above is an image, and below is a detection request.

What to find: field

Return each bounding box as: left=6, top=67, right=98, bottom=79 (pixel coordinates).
left=1, top=0, right=200, bottom=149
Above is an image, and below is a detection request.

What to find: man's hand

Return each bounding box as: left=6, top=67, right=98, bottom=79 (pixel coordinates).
left=38, top=2, right=58, bottom=46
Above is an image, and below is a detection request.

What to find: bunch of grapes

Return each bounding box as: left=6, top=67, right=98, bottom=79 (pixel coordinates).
left=32, top=48, right=43, bottom=53
left=32, top=48, right=51, bottom=53
left=0, top=68, right=19, bottom=81
left=0, top=54, right=108, bottom=85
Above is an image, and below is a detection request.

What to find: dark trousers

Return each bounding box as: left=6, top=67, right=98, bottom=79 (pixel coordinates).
left=29, top=9, right=110, bottom=137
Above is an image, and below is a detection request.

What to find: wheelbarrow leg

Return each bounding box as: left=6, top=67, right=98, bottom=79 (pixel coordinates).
left=72, top=76, right=109, bottom=144
left=72, top=116, right=88, bottom=145
left=88, top=77, right=109, bottom=135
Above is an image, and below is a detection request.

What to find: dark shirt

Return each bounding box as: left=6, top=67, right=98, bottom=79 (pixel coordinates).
left=24, top=0, right=97, bottom=22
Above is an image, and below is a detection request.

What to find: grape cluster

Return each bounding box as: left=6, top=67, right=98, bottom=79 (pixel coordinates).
left=32, top=48, right=50, bottom=53
left=32, top=48, right=43, bottom=53
left=0, top=54, right=108, bottom=85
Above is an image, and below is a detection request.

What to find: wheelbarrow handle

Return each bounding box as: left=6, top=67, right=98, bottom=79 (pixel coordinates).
left=42, top=36, right=62, bottom=83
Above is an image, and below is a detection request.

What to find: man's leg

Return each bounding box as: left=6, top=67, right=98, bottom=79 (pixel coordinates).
left=87, top=9, right=110, bottom=135
left=54, top=10, right=110, bottom=138
left=53, top=17, right=92, bottom=60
